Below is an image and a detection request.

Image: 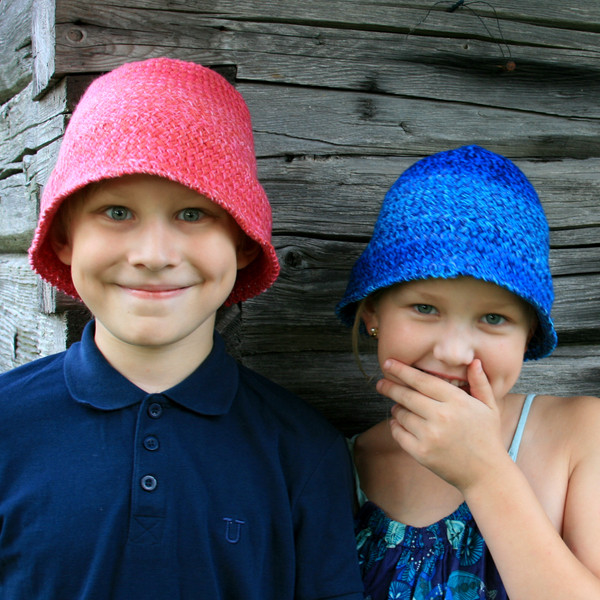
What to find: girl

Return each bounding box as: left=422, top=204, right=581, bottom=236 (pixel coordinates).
left=336, top=145, right=600, bottom=599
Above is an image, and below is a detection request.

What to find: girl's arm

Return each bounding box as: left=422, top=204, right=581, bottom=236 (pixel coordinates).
left=379, top=358, right=600, bottom=600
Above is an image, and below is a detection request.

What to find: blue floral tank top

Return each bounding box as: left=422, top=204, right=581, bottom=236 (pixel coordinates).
left=356, top=499, right=503, bottom=600
left=353, top=393, right=536, bottom=600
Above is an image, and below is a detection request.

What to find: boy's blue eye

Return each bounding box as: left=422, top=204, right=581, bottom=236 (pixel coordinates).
left=483, top=313, right=506, bottom=325
left=178, top=208, right=204, bottom=222
left=106, top=206, right=131, bottom=221
left=414, top=304, right=436, bottom=315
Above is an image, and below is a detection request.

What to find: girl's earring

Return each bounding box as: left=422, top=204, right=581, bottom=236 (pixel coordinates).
left=369, top=327, right=378, bottom=339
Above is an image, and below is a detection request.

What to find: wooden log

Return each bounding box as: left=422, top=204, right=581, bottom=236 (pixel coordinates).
left=52, top=0, right=600, bottom=48
left=28, top=1, right=599, bottom=120
left=32, top=0, right=57, bottom=99
left=0, top=0, right=34, bottom=103
left=0, top=173, right=38, bottom=252
left=256, top=155, right=600, bottom=236
left=243, top=84, right=600, bottom=160
left=0, top=254, right=68, bottom=371
left=0, top=81, right=67, bottom=171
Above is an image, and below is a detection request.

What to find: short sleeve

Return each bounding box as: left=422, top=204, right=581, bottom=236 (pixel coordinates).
left=293, top=434, right=364, bottom=599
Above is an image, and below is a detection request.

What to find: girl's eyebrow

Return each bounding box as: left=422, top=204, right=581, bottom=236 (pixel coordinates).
left=396, top=287, right=443, bottom=301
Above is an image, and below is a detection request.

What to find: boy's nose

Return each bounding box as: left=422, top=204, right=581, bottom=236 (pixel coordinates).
left=128, top=220, right=180, bottom=271
left=432, top=323, right=475, bottom=366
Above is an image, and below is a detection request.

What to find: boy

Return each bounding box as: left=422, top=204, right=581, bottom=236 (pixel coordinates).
left=0, top=58, right=363, bottom=599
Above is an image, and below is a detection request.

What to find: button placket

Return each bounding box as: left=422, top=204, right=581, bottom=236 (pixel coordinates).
left=140, top=398, right=163, bottom=493
left=129, top=395, right=168, bottom=544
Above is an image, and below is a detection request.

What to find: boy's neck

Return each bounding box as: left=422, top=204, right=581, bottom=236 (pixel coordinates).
left=93, top=320, right=215, bottom=393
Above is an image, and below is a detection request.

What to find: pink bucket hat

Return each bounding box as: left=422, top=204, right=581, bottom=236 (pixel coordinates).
left=29, top=57, right=279, bottom=305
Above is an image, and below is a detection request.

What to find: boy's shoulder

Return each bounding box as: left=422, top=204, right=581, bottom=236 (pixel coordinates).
left=0, top=351, right=69, bottom=427
left=0, top=351, right=67, bottom=393
left=235, top=361, right=342, bottom=441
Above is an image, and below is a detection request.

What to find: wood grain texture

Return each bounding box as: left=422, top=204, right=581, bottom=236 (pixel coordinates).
left=0, top=0, right=34, bottom=104
left=1, top=0, right=599, bottom=432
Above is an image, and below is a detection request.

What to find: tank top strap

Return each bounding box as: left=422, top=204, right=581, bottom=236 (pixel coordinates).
left=347, top=435, right=369, bottom=507
left=508, top=393, right=536, bottom=461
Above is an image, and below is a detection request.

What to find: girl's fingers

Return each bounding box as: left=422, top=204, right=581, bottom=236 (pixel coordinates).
left=466, top=359, right=497, bottom=410
left=389, top=405, right=424, bottom=455
left=377, top=377, right=435, bottom=420
left=380, top=359, right=463, bottom=403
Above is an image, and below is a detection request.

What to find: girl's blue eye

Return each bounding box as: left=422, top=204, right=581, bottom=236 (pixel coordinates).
left=106, top=206, right=131, bottom=221
left=483, top=313, right=506, bottom=325
left=414, top=304, right=436, bottom=315
left=178, top=208, right=203, bottom=222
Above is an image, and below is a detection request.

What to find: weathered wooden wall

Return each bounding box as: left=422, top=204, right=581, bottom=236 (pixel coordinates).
left=1, top=0, right=599, bottom=434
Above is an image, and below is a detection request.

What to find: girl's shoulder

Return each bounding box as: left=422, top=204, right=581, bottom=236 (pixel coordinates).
left=530, top=392, right=600, bottom=461
left=534, top=392, right=600, bottom=426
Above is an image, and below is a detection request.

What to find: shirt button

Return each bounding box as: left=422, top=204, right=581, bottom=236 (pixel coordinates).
left=143, top=436, right=160, bottom=451
left=140, top=475, right=157, bottom=491
left=148, top=403, right=163, bottom=419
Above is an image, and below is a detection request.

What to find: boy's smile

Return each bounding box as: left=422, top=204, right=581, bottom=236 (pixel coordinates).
left=52, top=174, right=256, bottom=375
left=362, top=277, right=535, bottom=402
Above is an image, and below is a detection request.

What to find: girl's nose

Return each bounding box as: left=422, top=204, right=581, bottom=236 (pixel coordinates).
left=128, top=220, right=180, bottom=271
left=432, top=323, right=475, bottom=366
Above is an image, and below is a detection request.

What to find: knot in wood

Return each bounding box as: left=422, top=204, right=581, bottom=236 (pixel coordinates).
left=66, top=28, right=84, bottom=43
left=284, top=249, right=304, bottom=269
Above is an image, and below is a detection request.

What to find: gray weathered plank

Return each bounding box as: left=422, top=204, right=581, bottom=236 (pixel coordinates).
left=31, top=0, right=57, bottom=99
left=53, top=0, right=600, bottom=43
left=30, top=1, right=600, bottom=118
left=244, top=84, right=600, bottom=159
left=46, top=21, right=600, bottom=118
left=257, top=155, right=600, bottom=236
left=0, top=255, right=68, bottom=372
left=0, top=81, right=68, bottom=171
left=0, top=0, right=34, bottom=103
left=0, top=173, right=38, bottom=252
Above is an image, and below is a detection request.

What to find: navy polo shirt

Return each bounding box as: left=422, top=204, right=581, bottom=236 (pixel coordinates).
left=0, top=322, right=363, bottom=600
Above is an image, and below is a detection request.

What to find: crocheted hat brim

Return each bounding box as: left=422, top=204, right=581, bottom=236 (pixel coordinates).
left=29, top=57, right=279, bottom=305
left=336, top=145, right=557, bottom=361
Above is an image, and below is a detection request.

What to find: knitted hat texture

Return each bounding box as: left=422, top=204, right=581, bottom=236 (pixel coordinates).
left=336, top=145, right=557, bottom=360
left=29, top=57, right=279, bottom=305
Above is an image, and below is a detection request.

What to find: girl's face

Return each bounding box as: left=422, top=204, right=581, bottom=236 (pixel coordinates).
left=361, top=277, right=535, bottom=401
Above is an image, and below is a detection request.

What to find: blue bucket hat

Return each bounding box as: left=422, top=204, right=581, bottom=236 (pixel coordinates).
left=336, top=145, right=557, bottom=360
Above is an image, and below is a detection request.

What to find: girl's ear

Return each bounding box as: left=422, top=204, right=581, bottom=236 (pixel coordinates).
left=360, top=297, right=379, bottom=332
left=236, top=238, right=261, bottom=270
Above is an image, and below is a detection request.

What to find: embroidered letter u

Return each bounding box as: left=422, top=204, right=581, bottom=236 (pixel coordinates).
left=223, top=517, right=246, bottom=544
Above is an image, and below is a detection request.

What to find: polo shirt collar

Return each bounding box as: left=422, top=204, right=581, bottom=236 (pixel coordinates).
left=64, top=321, right=239, bottom=416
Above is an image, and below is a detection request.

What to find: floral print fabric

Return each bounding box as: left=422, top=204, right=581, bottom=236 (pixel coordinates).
left=356, top=500, right=506, bottom=600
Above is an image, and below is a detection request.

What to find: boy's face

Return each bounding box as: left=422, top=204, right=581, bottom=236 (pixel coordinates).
left=52, top=174, right=257, bottom=354
left=362, top=277, right=535, bottom=401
